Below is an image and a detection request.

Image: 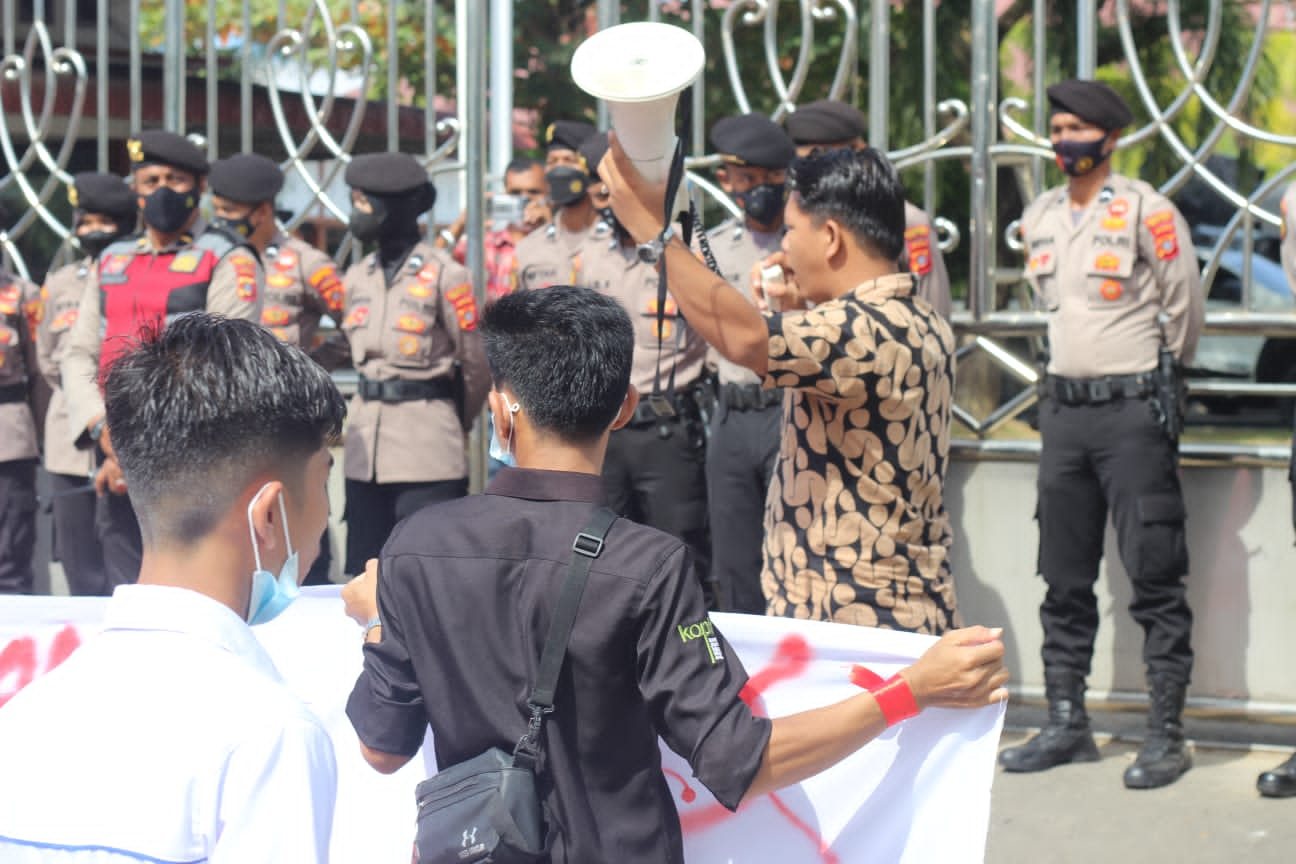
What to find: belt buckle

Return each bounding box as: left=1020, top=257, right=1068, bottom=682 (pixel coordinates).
left=646, top=394, right=676, bottom=419
left=1088, top=378, right=1112, bottom=403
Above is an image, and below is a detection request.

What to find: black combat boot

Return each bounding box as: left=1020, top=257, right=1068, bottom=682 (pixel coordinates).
left=1123, top=673, right=1192, bottom=789
left=1257, top=752, right=1296, bottom=798
left=999, top=669, right=1100, bottom=772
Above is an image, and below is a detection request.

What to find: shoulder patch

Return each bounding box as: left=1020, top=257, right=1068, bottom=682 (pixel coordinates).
left=1144, top=210, right=1180, bottom=261
left=307, top=264, right=344, bottom=311
left=904, top=224, right=934, bottom=276
left=231, top=254, right=259, bottom=302
left=445, top=281, right=478, bottom=331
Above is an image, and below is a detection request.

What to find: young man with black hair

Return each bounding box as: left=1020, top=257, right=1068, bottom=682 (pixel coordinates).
left=343, top=285, right=1007, bottom=864
left=0, top=313, right=344, bottom=861
left=601, top=140, right=960, bottom=635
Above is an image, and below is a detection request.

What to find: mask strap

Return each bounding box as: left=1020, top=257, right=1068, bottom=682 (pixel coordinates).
left=277, top=492, right=294, bottom=559
left=503, top=394, right=520, bottom=457
left=247, top=482, right=294, bottom=568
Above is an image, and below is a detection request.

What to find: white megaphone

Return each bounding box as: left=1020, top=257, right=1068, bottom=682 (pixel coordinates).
left=570, top=22, right=705, bottom=188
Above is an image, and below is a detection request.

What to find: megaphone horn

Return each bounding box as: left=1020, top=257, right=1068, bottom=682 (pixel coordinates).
left=570, top=22, right=705, bottom=186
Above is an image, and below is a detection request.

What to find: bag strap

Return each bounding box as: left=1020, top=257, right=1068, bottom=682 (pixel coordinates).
left=514, top=506, right=617, bottom=765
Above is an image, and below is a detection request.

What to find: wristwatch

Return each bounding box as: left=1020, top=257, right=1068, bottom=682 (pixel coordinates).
left=635, top=225, right=676, bottom=265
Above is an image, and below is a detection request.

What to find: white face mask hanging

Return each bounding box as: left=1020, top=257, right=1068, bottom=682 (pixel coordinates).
left=245, top=482, right=301, bottom=625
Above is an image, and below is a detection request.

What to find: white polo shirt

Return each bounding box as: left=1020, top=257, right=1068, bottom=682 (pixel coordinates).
left=0, top=584, right=337, bottom=863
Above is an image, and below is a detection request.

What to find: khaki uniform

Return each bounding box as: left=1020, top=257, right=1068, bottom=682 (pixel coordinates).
left=514, top=219, right=608, bottom=292
left=1022, top=175, right=1204, bottom=375
left=339, top=242, right=489, bottom=485
left=1022, top=172, right=1203, bottom=686
left=61, top=220, right=265, bottom=442
left=1282, top=183, right=1295, bottom=291
left=0, top=273, right=44, bottom=594
left=704, top=221, right=785, bottom=613
left=902, top=202, right=952, bottom=320
left=260, top=232, right=345, bottom=355
left=0, top=275, right=44, bottom=463
left=761, top=273, right=959, bottom=633
left=36, top=259, right=96, bottom=477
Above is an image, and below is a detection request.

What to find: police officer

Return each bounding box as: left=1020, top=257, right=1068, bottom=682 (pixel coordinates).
left=0, top=216, right=45, bottom=594
left=62, top=130, right=265, bottom=589
left=35, top=173, right=136, bottom=595
left=998, top=80, right=1204, bottom=790
left=704, top=114, right=795, bottom=613
left=574, top=132, right=714, bottom=603
left=515, top=120, right=606, bottom=292
left=339, top=152, right=490, bottom=574
left=1259, top=180, right=1296, bottom=798
left=208, top=152, right=347, bottom=584
left=785, top=99, right=952, bottom=319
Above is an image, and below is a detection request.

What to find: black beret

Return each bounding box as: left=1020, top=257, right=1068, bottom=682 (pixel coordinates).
left=345, top=152, right=430, bottom=196
left=710, top=114, right=796, bottom=169
left=70, top=172, right=136, bottom=223
left=545, top=120, right=597, bottom=153
left=208, top=153, right=285, bottom=204
left=784, top=99, right=866, bottom=145
left=578, top=132, right=609, bottom=179
left=127, top=130, right=210, bottom=176
left=1046, top=79, right=1133, bottom=131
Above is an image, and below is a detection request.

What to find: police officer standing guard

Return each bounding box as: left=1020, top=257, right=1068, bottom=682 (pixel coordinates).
left=704, top=114, right=795, bottom=613
left=998, top=80, right=1204, bottom=790
left=62, top=130, right=265, bottom=589
left=785, top=99, right=952, bottom=319
left=208, top=152, right=347, bottom=583
left=36, top=173, right=136, bottom=595
left=574, top=132, right=714, bottom=602
left=1257, top=179, right=1296, bottom=798
left=515, top=121, right=604, bottom=291
left=0, top=217, right=45, bottom=594
left=339, top=152, right=490, bottom=574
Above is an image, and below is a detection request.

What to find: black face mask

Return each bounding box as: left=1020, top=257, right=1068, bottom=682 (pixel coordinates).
left=545, top=166, right=589, bottom=208
left=734, top=183, right=786, bottom=227
left=1053, top=137, right=1111, bottom=177
left=142, top=187, right=198, bottom=234
left=210, top=213, right=256, bottom=241
left=75, top=229, right=124, bottom=259
left=349, top=203, right=387, bottom=244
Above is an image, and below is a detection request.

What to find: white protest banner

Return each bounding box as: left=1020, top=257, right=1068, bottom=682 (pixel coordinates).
left=0, top=590, right=1004, bottom=862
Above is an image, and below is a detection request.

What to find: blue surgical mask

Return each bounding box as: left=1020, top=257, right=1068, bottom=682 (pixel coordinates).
left=245, top=483, right=300, bottom=626
left=488, top=394, right=521, bottom=467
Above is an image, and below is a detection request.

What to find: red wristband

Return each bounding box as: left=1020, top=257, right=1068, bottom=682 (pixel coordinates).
left=871, top=673, right=920, bottom=727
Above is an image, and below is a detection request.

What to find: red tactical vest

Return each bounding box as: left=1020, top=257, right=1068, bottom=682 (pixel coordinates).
left=96, top=231, right=242, bottom=377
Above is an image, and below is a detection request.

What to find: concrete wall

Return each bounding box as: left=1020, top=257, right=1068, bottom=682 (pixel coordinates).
left=948, top=456, right=1296, bottom=712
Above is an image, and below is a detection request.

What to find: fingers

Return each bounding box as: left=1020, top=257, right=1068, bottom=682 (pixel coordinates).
left=364, top=558, right=379, bottom=579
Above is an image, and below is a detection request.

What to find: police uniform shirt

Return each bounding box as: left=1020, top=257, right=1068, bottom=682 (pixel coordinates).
left=706, top=219, right=784, bottom=387
left=0, top=274, right=43, bottom=463
left=1281, top=182, right=1296, bottom=291
left=60, top=218, right=264, bottom=442
left=339, top=241, right=490, bottom=485
left=35, top=258, right=96, bottom=476
left=578, top=234, right=707, bottom=395
left=760, top=273, right=959, bottom=634
left=346, top=468, right=771, bottom=863
left=1022, top=174, right=1205, bottom=377
left=260, top=231, right=345, bottom=349
left=902, top=201, right=953, bottom=321
left=513, top=219, right=605, bottom=292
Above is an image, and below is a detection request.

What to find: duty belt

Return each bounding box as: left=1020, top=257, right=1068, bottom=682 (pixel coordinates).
left=0, top=383, right=26, bottom=404
left=627, top=387, right=702, bottom=426
left=356, top=375, right=454, bottom=403
left=1044, top=372, right=1156, bottom=406
left=719, top=382, right=782, bottom=412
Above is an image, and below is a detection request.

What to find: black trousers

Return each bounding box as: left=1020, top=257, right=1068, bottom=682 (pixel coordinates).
left=95, top=487, right=143, bottom=590
left=603, top=414, right=712, bottom=602
left=1036, top=396, right=1193, bottom=684
left=49, top=472, right=108, bottom=596
left=344, top=477, right=468, bottom=574
left=705, top=402, right=781, bottom=614
left=0, top=459, right=37, bottom=594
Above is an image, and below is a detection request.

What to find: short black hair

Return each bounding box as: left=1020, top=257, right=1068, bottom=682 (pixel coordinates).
left=481, top=286, right=632, bottom=443
left=505, top=157, right=542, bottom=177
left=104, top=313, right=346, bottom=546
left=787, top=147, right=905, bottom=261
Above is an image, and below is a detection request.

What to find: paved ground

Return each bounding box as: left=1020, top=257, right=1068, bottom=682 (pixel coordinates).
left=988, top=706, right=1296, bottom=863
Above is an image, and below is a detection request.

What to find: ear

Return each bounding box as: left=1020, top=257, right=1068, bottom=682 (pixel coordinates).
left=610, top=386, right=640, bottom=432
left=1104, top=129, right=1121, bottom=154
left=249, top=480, right=285, bottom=554
left=488, top=389, right=514, bottom=444
left=716, top=167, right=732, bottom=193
left=823, top=217, right=844, bottom=262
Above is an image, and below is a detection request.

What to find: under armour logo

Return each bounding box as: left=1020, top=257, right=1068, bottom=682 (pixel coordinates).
left=462, top=827, right=477, bottom=847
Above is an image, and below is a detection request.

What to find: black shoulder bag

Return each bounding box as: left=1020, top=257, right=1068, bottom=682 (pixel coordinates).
left=413, top=507, right=618, bottom=864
